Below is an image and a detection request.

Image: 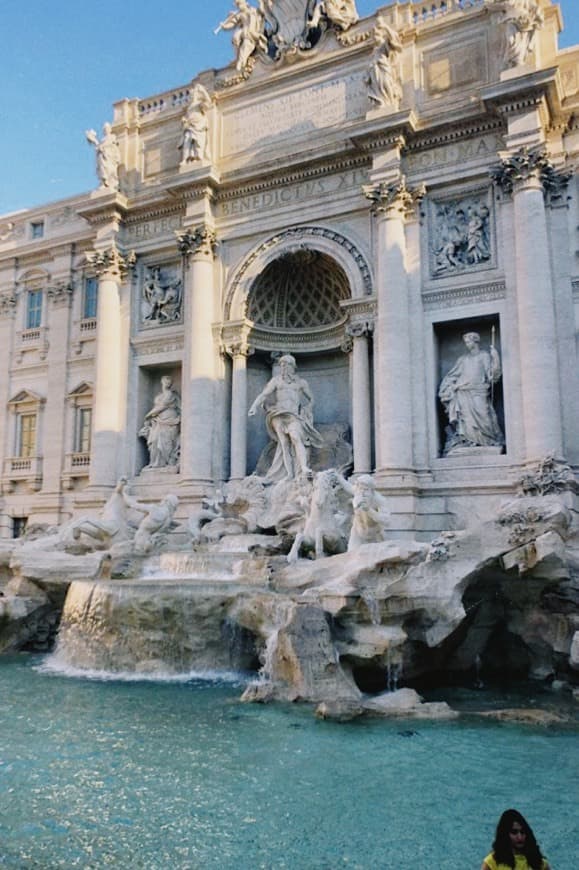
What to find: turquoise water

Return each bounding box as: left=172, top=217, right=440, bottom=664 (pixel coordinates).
left=0, top=656, right=578, bottom=869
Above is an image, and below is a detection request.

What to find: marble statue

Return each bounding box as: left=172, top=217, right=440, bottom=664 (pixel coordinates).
left=140, top=376, right=181, bottom=469
left=439, top=332, right=504, bottom=456
left=248, top=354, right=324, bottom=481
left=502, top=0, right=544, bottom=68
left=347, top=475, right=390, bottom=551
left=179, top=84, right=213, bottom=164
left=309, top=0, right=359, bottom=31
left=287, top=468, right=351, bottom=562
left=215, top=1, right=268, bottom=73
left=142, top=267, right=182, bottom=324
left=366, top=17, right=403, bottom=110
left=71, top=478, right=131, bottom=548
left=85, top=123, right=121, bottom=191
left=124, top=493, right=179, bottom=555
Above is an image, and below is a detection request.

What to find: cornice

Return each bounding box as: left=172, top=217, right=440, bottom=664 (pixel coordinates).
left=480, top=66, right=564, bottom=125
left=76, top=192, right=129, bottom=228
left=123, top=198, right=184, bottom=226
left=422, top=279, right=507, bottom=310
left=403, top=116, right=505, bottom=154
left=216, top=152, right=370, bottom=203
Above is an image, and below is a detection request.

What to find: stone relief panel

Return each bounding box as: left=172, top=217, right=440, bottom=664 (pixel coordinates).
left=139, top=264, right=183, bottom=328
left=428, top=189, right=495, bottom=280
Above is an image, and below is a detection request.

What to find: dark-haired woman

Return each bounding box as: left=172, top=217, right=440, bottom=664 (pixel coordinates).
left=482, top=809, right=551, bottom=870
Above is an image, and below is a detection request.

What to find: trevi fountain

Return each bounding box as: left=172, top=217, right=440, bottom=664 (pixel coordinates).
left=1, top=0, right=578, bottom=867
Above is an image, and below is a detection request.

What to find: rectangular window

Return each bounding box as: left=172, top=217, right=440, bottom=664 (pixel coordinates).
left=12, top=517, right=28, bottom=539
left=83, top=277, right=98, bottom=319
left=76, top=408, right=92, bottom=454
left=18, top=413, right=37, bottom=458
left=26, top=290, right=43, bottom=329
left=30, top=221, right=44, bottom=240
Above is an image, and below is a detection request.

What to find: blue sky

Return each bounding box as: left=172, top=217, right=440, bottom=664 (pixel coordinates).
left=1, top=0, right=577, bottom=215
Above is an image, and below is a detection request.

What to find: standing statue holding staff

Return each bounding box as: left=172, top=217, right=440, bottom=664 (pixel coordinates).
left=248, top=355, right=324, bottom=481
left=85, top=123, right=121, bottom=191
left=439, top=330, right=504, bottom=456
left=215, top=0, right=269, bottom=73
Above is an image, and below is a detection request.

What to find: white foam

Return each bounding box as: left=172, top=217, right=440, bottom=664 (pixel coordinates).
left=36, top=656, right=249, bottom=686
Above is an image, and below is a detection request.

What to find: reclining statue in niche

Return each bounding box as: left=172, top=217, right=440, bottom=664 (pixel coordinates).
left=248, top=354, right=324, bottom=481
left=438, top=331, right=504, bottom=456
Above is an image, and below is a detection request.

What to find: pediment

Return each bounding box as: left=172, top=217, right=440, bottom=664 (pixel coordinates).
left=8, top=389, right=45, bottom=407
left=68, top=381, right=94, bottom=399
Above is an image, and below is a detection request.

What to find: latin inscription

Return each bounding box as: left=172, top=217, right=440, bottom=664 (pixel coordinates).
left=404, top=134, right=505, bottom=173
left=126, top=216, right=181, bottom=242
left=219, top=168, right=369, bottom=217
left=223, top=73, right=368, bottom=154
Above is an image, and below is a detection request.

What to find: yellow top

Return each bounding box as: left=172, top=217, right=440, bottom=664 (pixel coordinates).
left=484, top=854, right=549, bottom=870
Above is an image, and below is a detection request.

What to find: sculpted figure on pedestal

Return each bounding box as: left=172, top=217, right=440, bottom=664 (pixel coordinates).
left=179, top=84, right=213, bottom=164
left=85, top=123, right=121, bottom=191
left=501, top=0, right=544, bottom=68
left=439, top=332, right=504, bottom=456
left=140, top=376, right=181, bottom=469
left=215, top=0, right=268, bottom=73
left=248, top=355, right=323, bottom=481
left=366, top=16, right=403, bottom=110
left=309, top=0, right=359, bottom=31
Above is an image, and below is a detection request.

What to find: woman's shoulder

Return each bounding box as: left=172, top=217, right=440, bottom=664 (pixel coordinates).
left=482, top=854, right=497, bottom=870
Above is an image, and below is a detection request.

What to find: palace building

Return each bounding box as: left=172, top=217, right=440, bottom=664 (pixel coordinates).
left=0, top=0, right=577, bottom=538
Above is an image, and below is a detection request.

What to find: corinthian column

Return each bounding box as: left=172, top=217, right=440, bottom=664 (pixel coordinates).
left=87, top=246, right=135, bottom=487
left=177, top=226, right=218, bottom=485
left=344, top=315, right=375, bottom=474
left=224, top=335, right=254, bottom=481
left=364, top=177, right=425, bottom=475
left=491, top=149, right=565, bottom=460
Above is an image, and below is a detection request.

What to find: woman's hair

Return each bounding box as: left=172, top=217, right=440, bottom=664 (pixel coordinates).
left=492, top=809, right=544, bottom=869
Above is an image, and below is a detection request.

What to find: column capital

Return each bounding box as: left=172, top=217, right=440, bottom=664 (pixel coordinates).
left=490, top=147, right=571, bottom=202
left=223, top=339, right=254, bottom=359
left=363, top=175, right=425, bottom=218
left=346, top=319, right=375, bottom=340
left=47, top=282, right=74, bottom=308
left=86, top=246, right=137, bottom=280
left=176, top=225, right=218, bottom=260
